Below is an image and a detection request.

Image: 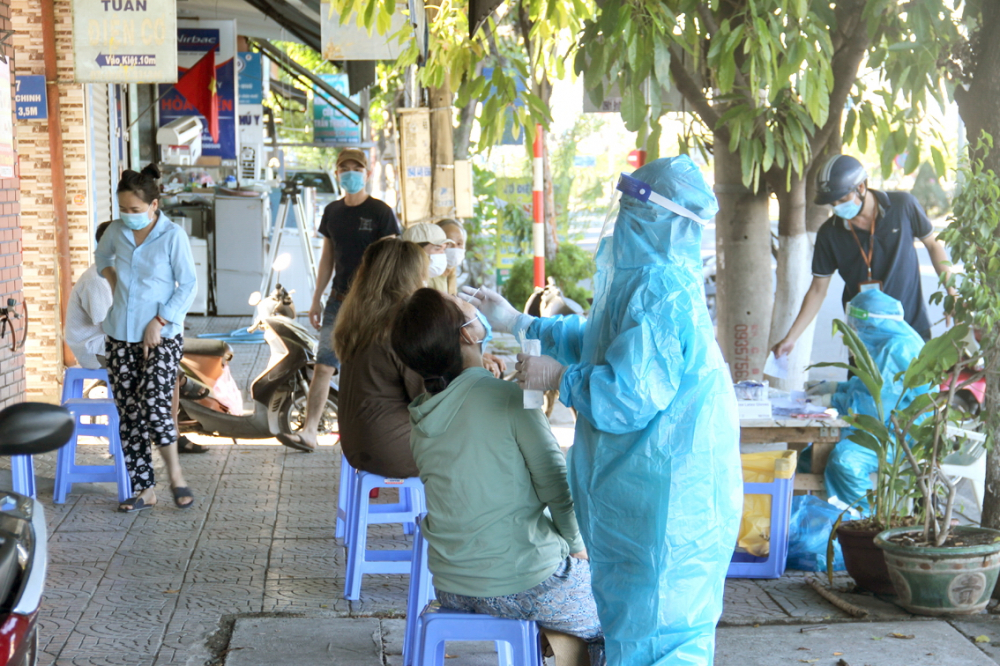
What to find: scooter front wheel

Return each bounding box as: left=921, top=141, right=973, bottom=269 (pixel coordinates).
left=279, top=387, right=339, bottom=435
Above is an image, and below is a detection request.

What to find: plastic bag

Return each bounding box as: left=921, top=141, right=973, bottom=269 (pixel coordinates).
left=786, top=495, right=847, bottom=572
left=738, top=450, right=796, bottom=557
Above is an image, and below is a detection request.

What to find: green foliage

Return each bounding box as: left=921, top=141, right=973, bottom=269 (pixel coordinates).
left=575, top=1, right=961, bottom=190
left=331, top=0, right=589, bottom=149
left=936, top=134, right=1000, bottom=342
left=502, top=243, right=595, bottom=314
left=821, top=319, right=981, bottom=547
left=910, top=162, right=950, bottom=217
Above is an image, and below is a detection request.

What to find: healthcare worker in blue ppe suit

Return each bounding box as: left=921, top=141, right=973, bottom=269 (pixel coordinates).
left=462, top=156, right=743, bottom=666
left=810, top=289, right=930, bottom=509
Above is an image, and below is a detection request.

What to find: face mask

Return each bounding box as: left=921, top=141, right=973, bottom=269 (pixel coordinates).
left=445, top=248, right=465, bottom=269
left=833, top=192, right=862, bottom=220
left=120, top=211, right=152, bottom=230
left=461, top=310, right=493, bottom=351
left=339, top=171, right=366, bottom=194
left=427, top=253, right=448, bottom=278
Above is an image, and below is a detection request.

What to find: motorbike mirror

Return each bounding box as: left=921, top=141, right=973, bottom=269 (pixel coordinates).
left=272, top=253, right=292, bottom=273
left=0, top=403, right=74, bottom=457
left=248, top=291, right=263, bottom=306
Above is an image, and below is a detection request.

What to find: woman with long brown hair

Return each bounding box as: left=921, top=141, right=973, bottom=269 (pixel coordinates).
left=326, top=237, right=427, bottom=477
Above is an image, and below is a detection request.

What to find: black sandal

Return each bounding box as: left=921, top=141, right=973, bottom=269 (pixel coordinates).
left=172, top=486, right=195, bottom=509
left=276, top=433, right=316, bottom=453
left=177, top=436, right=209, bottom=454
left=119, top=496, right=155, bottom=513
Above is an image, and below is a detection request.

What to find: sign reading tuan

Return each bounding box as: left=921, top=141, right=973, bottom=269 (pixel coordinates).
left=73, top=0, right=177, bottom=83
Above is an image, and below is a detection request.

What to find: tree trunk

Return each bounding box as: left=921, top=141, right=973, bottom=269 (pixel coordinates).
left=770, top=174, right=814, bottom=390
left=429, top=82, right=456, bottom=219
left=954, top=4, right=1000, bottom=552
left=454, top=99, right=476, bottom=161
left=715, top=141, right=773, bottom=381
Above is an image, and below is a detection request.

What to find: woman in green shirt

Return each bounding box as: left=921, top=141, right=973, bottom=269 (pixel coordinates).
left=391, top=288, right=605, bottom=666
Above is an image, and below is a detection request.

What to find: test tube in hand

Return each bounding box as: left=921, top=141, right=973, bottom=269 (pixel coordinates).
left=521, top=339, right=544, bottom=409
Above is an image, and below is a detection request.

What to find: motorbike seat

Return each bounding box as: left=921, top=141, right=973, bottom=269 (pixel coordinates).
left=183, top=338, right=232, bottom=359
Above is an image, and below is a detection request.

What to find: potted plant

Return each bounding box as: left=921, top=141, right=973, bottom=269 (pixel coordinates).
left=813, top=321, right=922, bottom=594
left=870, top=143, right=1000, bottom=615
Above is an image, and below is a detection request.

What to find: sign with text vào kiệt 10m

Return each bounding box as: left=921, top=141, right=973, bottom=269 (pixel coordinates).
left=72, top=0, right=177, bottom=83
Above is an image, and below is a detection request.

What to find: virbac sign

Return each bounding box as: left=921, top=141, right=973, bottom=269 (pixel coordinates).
left=72, top=0, right=178, bottom=83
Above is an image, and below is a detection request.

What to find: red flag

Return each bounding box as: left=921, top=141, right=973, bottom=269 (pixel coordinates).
left=174, top=48, right=219, bottom=143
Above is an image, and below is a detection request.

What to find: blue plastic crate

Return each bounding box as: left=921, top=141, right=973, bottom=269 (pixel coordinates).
left=727, top=476, right=794, bottom=579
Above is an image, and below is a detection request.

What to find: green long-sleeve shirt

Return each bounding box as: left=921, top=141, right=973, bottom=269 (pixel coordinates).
left=408, top=367, right=585, bottom=598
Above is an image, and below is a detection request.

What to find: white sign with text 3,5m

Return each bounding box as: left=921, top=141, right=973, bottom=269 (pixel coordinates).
left=71, top=0, right=178, bottom=84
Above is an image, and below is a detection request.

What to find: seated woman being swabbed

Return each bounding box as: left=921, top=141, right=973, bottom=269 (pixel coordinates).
left=391, top=288, right=606, bottom=666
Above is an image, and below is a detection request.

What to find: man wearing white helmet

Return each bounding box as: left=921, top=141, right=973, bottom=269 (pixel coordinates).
left=773, top=154, right=955, bottom=357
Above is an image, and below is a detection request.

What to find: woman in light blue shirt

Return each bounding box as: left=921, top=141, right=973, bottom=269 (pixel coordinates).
left=95, top=164, right=198, bottom=512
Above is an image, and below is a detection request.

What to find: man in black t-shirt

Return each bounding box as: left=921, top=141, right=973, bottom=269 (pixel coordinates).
left=773, top=155, right=955, bottom=360
left=276, top=148, right=400, bottom=452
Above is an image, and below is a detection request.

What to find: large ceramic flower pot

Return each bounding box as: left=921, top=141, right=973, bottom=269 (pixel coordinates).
left=875, top=525, right=1000, bottom=615
left=836, top=521, right=895, bottom=594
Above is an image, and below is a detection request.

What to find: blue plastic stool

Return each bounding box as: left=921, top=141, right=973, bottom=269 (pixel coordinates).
left=727, top=477, right=794, bottom=579
left=344, top=472, right=425, bottom=600
left=61, top=367, right=111, bottom=404
left=54, top=399, right=132, bottom=504
left=10, top=456, right=35, bottom=497
left=404, top=518, right=535, bottom=666
left=336, top=454, right=357, bottom=541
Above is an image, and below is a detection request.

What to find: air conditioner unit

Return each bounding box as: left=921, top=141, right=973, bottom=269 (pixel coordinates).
left=157, top=116, right=204, bottom=165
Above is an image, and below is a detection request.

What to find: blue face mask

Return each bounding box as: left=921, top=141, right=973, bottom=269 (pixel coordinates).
left=339, top=171, right=366, bottom=194
left=461, top=310, right=493, bottom=351
left=833, top=192, right=862, bottom=220
left=120, top=211, right=152, bottom=230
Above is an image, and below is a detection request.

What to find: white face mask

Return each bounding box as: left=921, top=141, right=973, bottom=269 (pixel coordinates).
left=427, top=253, right=448, bottom=278
left=445, top=248, right=465, bottom=269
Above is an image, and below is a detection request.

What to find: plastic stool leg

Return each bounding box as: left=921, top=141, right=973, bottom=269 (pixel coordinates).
left=336, top=455, right=351, bottom=539
left=53, top=435, right=75, bottom=504
left=402, top=487, right=415, bottom=536
left=344, top=474, right=371, bottom=600
left=10, top=456, right=35, bottom=498
left=496, top=640, right=514, bottom=666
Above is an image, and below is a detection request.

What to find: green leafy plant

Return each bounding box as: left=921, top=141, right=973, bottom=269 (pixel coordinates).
left=811, top=321, right=920, bottom=532
left=501, top=243, right=595, bottom=313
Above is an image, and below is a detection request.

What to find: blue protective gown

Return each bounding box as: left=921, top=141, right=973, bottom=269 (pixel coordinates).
left=824, top=289, right=931, bottom=508
left=525, top=157, right=743, bottom=665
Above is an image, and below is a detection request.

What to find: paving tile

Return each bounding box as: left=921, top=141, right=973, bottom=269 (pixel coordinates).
left=185, top=559, right=267, bottom=584
left=198, top=521, right=275, bottom=539
left=46, top=540, right=120, bottom=565
left=158, top=611, right=223, bottom=651
left=189, top=539, right=272, bottom=563
left=117, top=533, right=200, bottom=553
left=348, top=574, right=410, bottom=617
left=99, top=560, right=187, bottom=585
left=56, top=512, right=139, bottom=532
left=271, top=525, right=338, bottom=540
left=175, top=582, right=265, bottom=614
left=48, top=652, right=157, bottom=666
left=35, top=609, right=84, bottom=656
left=41, top=588, right=99, bottom=614
left=262, top=577, right=351, bottom=613
left=44, top=564, right=107, bottom=593
left=227, top=617, right=378, bottom=666
left=74, top=607, right=176, bottom=636
left=719, top=578, right=790, bottom=625
left=753, top=575, right=852, bottom=620
left=88, top=579, right=183, bottom=612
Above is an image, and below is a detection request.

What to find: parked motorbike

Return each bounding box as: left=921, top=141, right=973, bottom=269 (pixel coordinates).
left=178, top=284, right=338, bottom=442
left=0, top=402, right=75, bottom=666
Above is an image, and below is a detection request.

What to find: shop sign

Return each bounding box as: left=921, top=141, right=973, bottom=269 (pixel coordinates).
left=158, top=21, right=238, bottom=161
left=237, top=52, right=262, bottom=106
left=14, top=76, right=46, bottom=120
left=72, top=0, right=177, bottom=83
left=313, top=74, right=361, bottom=144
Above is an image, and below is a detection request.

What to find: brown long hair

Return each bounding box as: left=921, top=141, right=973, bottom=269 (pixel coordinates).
left=333, top=237, right=427, bottom=362
left=391, top=288, right=467, bottom=394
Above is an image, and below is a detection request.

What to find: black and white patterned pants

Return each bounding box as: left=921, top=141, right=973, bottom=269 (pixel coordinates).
left=105, top=335, right=183, bottom=494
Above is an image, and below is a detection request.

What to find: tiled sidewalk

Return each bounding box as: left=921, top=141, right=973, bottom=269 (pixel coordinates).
left=6, top=315, right=988, bottom=665
left=7, top=439, right=928, bottom=666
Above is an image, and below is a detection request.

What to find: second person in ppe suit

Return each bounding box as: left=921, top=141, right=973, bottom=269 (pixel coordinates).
left=462, top=156, right=742, bottom=666
left=811, top=289, right=931, bottom=509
